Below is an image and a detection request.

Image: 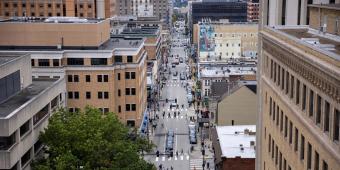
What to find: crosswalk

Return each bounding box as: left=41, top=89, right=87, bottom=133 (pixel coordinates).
left=155, top=153, right=190, bottom=162
left=165, top=108, right=188, bottom=112
left=189, top=158, right=204, bottom=170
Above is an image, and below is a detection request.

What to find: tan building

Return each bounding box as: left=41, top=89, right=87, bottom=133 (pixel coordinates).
left=216, top=85, right=257, bottom=126
left=0, top=17, right=148, bottom=128
left=0, top=0, right=117, bottom=19
left=247, top=0, right=259, bottom=23
left=0, top=53, right=66, bottom=170
left=116, top=0, right=168, bottom=20
left=257, top=2, right=340, bottom=170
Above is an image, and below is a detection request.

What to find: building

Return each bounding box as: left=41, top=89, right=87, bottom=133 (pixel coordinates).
left=247, top=0, right=259, bottom=23
left=257, top=1, right=340, bottom=170
left=0, top=53, right=66, bottom=170
left=195, top=22, right=258, bottom=62
left=116, top=0, right=169, bottom=21
left=0, top=17, right=148, bottom=129
left=212, top=125, right=256, bottom=170
left=216, top=84, right=257, bottom=126
left=0, top=0, right=117, bottom=19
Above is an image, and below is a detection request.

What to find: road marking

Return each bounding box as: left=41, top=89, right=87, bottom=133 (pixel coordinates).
left=175, top=156, right=177, bottom=160
left=155, top=157, right=159, bottom=162
left=181, top=155, right=184, bottom=160
left=186, top=155, right=189, bottom=160
left=162, top=157, right=165, bottom=161
left=181, top=116, right=183, bottom=119
left=168, top=157, right=172, bottom=161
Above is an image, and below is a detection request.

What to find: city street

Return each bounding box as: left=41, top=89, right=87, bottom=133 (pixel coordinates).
left=144, top=25, right=214, bottom=170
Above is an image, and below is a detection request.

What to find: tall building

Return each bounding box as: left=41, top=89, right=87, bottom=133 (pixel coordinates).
left=116, top=0, right=169, bottom=20
left=247, top=0, right=259, bottom=22
left=0, top=0, right=117, bottom=19
left=0, top=53, right=66, bottom=170
left=0, top=17, right=148, bottom=129
left=257, top=1, right=340, bottom=170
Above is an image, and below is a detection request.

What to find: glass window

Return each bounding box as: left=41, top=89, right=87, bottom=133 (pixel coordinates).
left=126, top=104, right=130, bottom=111
left=125, top=72, right=130, bottom=79
left=115, top=56, right=122, bottom=63
left=86, top=92, right=91, bottom=99
left=91, top=58, right=107, bottom=65
left=53, top=59, right=59, bottom=66
left=73, top=75, right=79, bottom=82
left=67, top=58, right=84, bottom=65
left=127, top=56, right=133, bottom=63
left=104, top=92, right=109, bottom=99
left=86, top=75, right=91, bottom=82
left=20, top=120, right=30, bottom=137
left=131, top=72, right=136, bottom=79
left=38, top=59, right=50, bottom=67
left=103, top=75, right=108, bottom=82
left=334, top=109, right=340, bottom=142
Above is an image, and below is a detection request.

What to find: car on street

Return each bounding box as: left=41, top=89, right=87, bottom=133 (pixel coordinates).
left=173, top=72, right=178, bottom=76
left=180, top=73, right=186, bottom=80
left=166, top=135, right=174, bottom=152
left=187, top=93, right=193, bottom=103
left=179, top=57, right=183, bottom=63
left=170, top=103, right=177, bottom=109
left=188, top=123, right=197, bottom=144
left=172, top=63, right=176, bottom=68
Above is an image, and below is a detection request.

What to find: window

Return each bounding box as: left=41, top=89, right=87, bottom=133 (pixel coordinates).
left=115, top=56, right=122, bottom=63
left=274, top=62, right=276, bottom=82
left=316, top=95, right=322, bottom=125
left=296, top=79, right=300, bottom=104
left=131, top=88, right=136, bottom=95
left=127, top=56, right=133, bottom=63
left=324, top=101, right=330, bottom=132
left=268, top=134, right=271, bottom=152
left=74, top=92, right=79, bottom=99
left=131, top=72, right=136, bottom=79
left=269, top=97, right=272, bottom=116
left=68, top=92, right=73, bottom=99
left=118, top=105, right=121, bottom=113
left=126, top=104, right=131, bottom=111
left=289, top=121, right=293, bottom=144
left=20, top=120, right=30, bottom=137
left=277, top=65, right=281, bottom=86
left=104, top=92, right=109, bottom=99
left=53, top=59, right=59, bottom=66
left=302, top=84, right=307, bottom=110
left=118, top=89, right=121, bottom=97
left=38, top=59, right=50, bottom=67
left=126, top=88, right=131, bottom=95
left=273, top=102, right=276, bottom=121
left=294, top=128, right=299, bottom=151
left=33, top=104, right=49, bottom=125
left=68, top=75, right=73, bottom=82
left=285, top=71, right=289, bottom=94
left=98, top=92, right=103, bottom=99
left=91, top=58, right=107, bottom=65
left=131, top=104, right=136, bottom=111
left=334, top=109, right=340, bottom=142
left=300, top=134, right=305, bottom=160
left=284, top=115, right=288, bottom=138
left=279, top=152, right=282, bottom=170
left=21, top=149, right=31, bottom=166
left=272, top=140, right=275, bottom=158
left=125, top=72, right=130, bottom=79
left=104, top=75, right=108, bottom=82
left=31, top=59, right=35, bottom=66
left=97, top=75, right=108, bottom=82
left=34, top=139, right=43, bottom=154
left=276, top=106, right=279, bottom=126
left=86, top=92, right=91, bottom=99
left=309, top=90, right=314, bottom=117
left=275, top=145, right=278, bottom=165
left=67, top=58, right=84, bottom=65
left=74, top=75, right=79, bottom=82
left=86, top=75, right=91, bottom=82
left=118, top=73, right=121, bottom=80
left=322, top=160, right=328, bottom=170
left=315, top=151, right=319, bottom=170
left=290, top=75, right=294, bottom=99
left=281, top=68, right=285, bottom=90
left=280, top=111, right=283, bottom=132
left=307, top=143, right=312, bottom=169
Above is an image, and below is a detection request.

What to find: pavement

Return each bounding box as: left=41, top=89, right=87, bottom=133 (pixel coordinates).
left=144, top=28, right=215, bottom=170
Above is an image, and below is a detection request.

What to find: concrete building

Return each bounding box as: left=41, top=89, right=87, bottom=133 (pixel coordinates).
left=116, top=0, right=169, bottom=21
left=216, top=85, right=257, bottom=126
left=0, top=53, right=66, bottom=170
left=257, top=1, right=340, bottom=170
left=212, top=125, right=256, bottom=170
left=0, top=0, right=117, bottom=19
left=247, top=0, right=259, bottom=23
left=195, top=22, right=258, bottom=62
left=0, top=17, right=148, bottom=130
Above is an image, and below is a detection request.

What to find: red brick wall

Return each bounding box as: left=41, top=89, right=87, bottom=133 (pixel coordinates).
left=222, top=157, right=255, bottom=170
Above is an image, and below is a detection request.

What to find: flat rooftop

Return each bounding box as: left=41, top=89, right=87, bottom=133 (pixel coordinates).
left=200, top=66, right=256, bottom=78
left=0, top=17, right=104, bottom=24
left=216, top=125, right=256, bottom=158
left=121, top=27, right=159, bottom=36
left=274, top=26, right=340, bottom=59
left=0, top=78, right=58, bottom=118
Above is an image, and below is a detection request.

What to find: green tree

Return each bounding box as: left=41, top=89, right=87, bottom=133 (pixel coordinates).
left=32, top=107, right=155, bottom=170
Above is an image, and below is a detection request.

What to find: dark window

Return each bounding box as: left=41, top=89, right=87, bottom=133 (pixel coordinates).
left=126, top=104, right=131, bottom=111
left=13, top=3, right=18, bottom=8
left=131, top=88, right=136, bottom=95
left=334, top=109, right=340, bottom=142
left=280, top=111, right=283, bottom=132
left=53, top=59, right=59, bottom=66
left=4, top=3, right=9, bottom=7
left=22, top=3, right=26, bottom=8
left=56, top=4, right=61, bottom=8
left=48, top=4, right=52, bottom=8
left=297, top=0, right=301, bottom=25
left=322, top=160, right=328, bottom=170
left=104, top=92, right=109, bottom=99
left=31, top=59, right=35, bottom=66
left=98, top=92, right=103, bottom=99
left=80, top=4, right=83, bottom=8
left=300, top=134, right=305, bottom=160
left=73, top=75, right=79, bottom=82
left=118, top=73, right=121, bottom=80
left=127, top=56, right=133, bottom=63
left=307, top=143, right=312, bottom=169
left=315, top=151, right=319, bottom=170
left=34, top=139, right=43, bottom=154
left=289, top=121, right=293, bottom=144
left=67, top=58, right=84, bottom=65
left=284, top=115, right=288, bottom=138
left=294, top=128, right=299, bottom=152
left=275, top=145, right=278, bottom=165
left=269, top=97, right=272, bottom=116
left=103, top=75, right=108, bottom=82
left=302, top=84, right=307, bottom=110
left=33, top=104, right=48, bottom=125
left=103, top=108, right=109, bottom=113
left=118, top=105, right=121, bottom=113
left=86, top=92, right=91, bottom=99
left=316, top=95, right=322, bottom=125
left=74, top=92, right=79, bottom=99
left=268, top=134, right=271, bottom=152
left=118, top=89, right=121, bottom=96
left=131, top=104, right=136, bottom=111
left=85, top=75, right=91, bottom=82
left=281, top=0, right=286, bottom=25
left=68, top=75, right=73, bottom=82
left=88, top=4, right=92, bottom=8
left=38, top=59, right=50, bottom=67
left=290, top=75, right=294, bottom=99
left=115, top=56, right=123, bottom=63
left=309, top=90, right=314, bottom=117
left=324, top=101, right=330, bottom=132
left=131, top=72, right=136, bottom=79
left=125, top=72, right=130, bottom=79
left=281, top=68, right=285, bottom=90
left=285, top=71, right=289, bottom=94
left=126, top=88, right=130, bottom=95
left=91, top=58, right=107, bottom=65
left=330, top=0, right=335, bottom=3
left=296, top=79, right=300, bottom=104
left=0, top=133, right=16, bottom=150
left=276, top=106, right=279, bottom=126
left=21, top=149, right=31, bottom=166
left=20, top=120, right=30, bottom=137
left=97, top=75, right=103, bottom=82
left=68, top=92, right=73, bottom=99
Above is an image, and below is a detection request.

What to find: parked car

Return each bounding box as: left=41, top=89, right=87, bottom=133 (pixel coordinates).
left=180, top=73, right=186, bottom=80
left=170, top=103, right=177, bottom=109
left=179, top=57, right=183, bottom=63
left=188, top=123, right=197, bottom=144
left=166, top=129, right=175, bottom=152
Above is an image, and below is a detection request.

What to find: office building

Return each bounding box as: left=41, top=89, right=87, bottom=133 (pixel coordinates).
left=257, top=1, right=340, bottom=170
left=117, top=0, right=169, bottom=20
left=212, top=125, right=256, bottom=170
left=247, top=0, right=259, bottom=22
left=0, top=53, right=66, bottom=170
left=0, top=0, right=117, bottom=19
left=0, top=17, right=148, bottom=129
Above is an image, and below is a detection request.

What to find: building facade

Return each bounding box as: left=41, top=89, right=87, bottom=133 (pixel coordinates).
left=116, top=0, right=168, bottom=20
left=0, top=53, right=66, bottom=170
left=0, top=0, right=117, bottom=19
left=0, top=17, right=148, bottom=129
left=247, top=0, right=259, bottom=23
left=257, top=1, right=340, bottom=170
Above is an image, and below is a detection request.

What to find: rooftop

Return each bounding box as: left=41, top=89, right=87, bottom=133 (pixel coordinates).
left=121, top=26, right=160, bottom=36
left=200, top=65, right=256, bottom=78
left=308, top=3, right=340, bottom=10
left=216, top=125, right=256, bottom=158
left=0, top=17, right=104, bottom=24
left=0, top=78, right=59, bottom=118
left=272, top=26, right=340, bottom=60
left=0, top=53, right=23, bottom=66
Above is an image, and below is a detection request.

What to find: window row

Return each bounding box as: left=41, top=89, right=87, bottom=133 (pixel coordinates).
left=68, top=91, right=109, bottom=99
left=267, top=57, right=340, bottom=143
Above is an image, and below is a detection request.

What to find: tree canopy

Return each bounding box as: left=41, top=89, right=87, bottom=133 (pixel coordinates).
left=32, top=107, right=155, bottom=170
